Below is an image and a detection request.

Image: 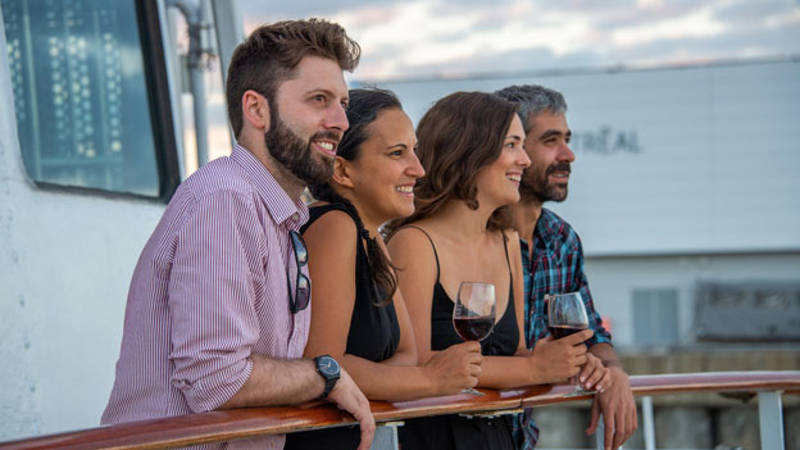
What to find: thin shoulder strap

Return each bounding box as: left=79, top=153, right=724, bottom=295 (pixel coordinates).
left=402, top=225, right=441, bottom=282
left=501, top=231, right=513, bottom=285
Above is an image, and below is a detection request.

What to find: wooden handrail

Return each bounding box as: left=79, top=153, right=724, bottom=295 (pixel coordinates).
left=2, top=371, right=798, bottom=449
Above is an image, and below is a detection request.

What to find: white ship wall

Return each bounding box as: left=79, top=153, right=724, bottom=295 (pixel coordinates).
left=0, top=19, right=165, bottom=439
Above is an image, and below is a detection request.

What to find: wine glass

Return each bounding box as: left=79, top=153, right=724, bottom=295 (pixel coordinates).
left=546, top=291, right=591, bottom=396
left=453, top=281, right=495, bottom=395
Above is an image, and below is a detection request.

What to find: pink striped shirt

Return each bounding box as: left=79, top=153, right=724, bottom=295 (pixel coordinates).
left=102, top=144, right=311, bottom=449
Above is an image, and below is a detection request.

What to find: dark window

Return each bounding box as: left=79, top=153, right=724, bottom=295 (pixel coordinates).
left=695, top=281, right=800, bottom=341
left=2, top=0, right=178, bottom=198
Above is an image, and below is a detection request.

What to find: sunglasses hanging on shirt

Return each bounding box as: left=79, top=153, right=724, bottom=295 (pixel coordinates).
left=287, top=230, right=310, bottom=313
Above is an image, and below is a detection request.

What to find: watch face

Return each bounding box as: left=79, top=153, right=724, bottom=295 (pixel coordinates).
left=318, top=356, right=340, bottom=377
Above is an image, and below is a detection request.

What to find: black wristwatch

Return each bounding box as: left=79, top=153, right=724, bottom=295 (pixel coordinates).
left=314, top=355, right=340, bottom=399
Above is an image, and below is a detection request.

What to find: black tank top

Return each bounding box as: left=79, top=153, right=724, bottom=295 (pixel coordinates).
left=302, top=202, right=400, bottom=362
left=409, top=226, right=519, bottom=356
left=285, top=203, right=400, bottom=450
left=397, top=226, right=518, bottom=450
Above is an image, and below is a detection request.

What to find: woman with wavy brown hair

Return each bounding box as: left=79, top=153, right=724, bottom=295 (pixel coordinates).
left=285, top=88, right=483, bottom=450
left=387, top=92, right=594, bottom=450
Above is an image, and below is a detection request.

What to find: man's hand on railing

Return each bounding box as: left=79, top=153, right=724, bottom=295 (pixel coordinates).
left=586, top=366, right=637, bottom=450
left=326, top=367, right=376, bottom=450
left=579, top=353, right=611, bottom=393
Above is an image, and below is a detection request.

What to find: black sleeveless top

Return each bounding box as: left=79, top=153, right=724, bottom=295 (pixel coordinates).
left=398, top=226, right=518, bottom=450
left=422, top=231, right=519, bottom=356
left=304, top=203, right=400, bottom=362
left=285, top=203, right=400, bottom=450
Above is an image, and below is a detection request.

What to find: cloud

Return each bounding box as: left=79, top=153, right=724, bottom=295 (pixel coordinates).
left=235, top=0, right=800, bottom=80
left=235, top=0, right=403, bottom=21
left=611, top=6, right=726, bottom=47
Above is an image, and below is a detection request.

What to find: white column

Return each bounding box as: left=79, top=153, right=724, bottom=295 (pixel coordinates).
left=758, top=391, right=784, bottom=450
left=642, top=396, right=656, bottom=450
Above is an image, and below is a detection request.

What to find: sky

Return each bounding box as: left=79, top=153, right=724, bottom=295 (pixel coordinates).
left=235, top=0, right=800, bottom=81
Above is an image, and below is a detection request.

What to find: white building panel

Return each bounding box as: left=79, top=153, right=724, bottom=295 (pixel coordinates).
left=374, top=59, right=800, bottom=256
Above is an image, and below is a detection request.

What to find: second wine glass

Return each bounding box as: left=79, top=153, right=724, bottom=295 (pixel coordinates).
left=453, top=281, right=495, bottom=395
left=546, top=291, right=591, bottom=396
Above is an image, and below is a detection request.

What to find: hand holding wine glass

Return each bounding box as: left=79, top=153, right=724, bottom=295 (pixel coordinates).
left=452, top=281, right=495, bottom=395
left=546, top=291, right=592, bottom=396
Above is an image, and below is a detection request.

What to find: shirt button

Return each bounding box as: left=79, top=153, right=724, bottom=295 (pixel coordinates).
left=291, top=213, right=299, bottom=222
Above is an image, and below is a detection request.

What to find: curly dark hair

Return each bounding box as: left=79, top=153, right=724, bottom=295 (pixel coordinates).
left=226, top=18, right=361, bottom=137
left=309, top=88, right=403, bottom=306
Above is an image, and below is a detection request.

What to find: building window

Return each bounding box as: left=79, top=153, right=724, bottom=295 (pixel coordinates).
left=2, top=0, right=177, bottom=198
left=632, top=288, right=679, bottom=347
left=694, top=281, right=800, bottom=341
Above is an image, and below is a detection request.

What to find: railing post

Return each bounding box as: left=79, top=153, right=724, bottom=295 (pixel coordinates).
left=757, top=391, right=784, bottom=450
left=641, top=395, right=656, bottom=450
left=371, top=421, right=403, bottom=450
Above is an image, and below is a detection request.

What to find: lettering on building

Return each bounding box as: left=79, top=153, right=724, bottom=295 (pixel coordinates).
left=572, top=127, right=642, bottom=155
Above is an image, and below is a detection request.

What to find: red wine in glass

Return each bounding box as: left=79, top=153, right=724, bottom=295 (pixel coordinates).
left=546, top=292, right=591, bottom=396
left=454, top=316, right=494, bottom=341
left=548, top=324, right=588, bottom=339
left=452, top=281, right=495, bottom=395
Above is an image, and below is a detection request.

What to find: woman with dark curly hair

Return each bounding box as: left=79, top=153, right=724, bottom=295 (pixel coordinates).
left=285, top=88, right=483, bottom=450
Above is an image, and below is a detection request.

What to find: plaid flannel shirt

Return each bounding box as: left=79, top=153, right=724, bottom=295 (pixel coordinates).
left=513, top=208, right=612, bottom=450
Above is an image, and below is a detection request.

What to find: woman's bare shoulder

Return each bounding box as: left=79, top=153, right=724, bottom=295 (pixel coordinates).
left=306, top=207, right=356, bottom=233
left=386, top=222, right=438, bottom=265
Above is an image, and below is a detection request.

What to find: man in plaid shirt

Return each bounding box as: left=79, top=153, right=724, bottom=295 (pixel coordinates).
left=495, top=85, right=637, bottom=450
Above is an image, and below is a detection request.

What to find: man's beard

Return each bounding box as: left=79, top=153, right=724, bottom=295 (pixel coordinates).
left=519, top=162, right=571, bottom=203
left=264, top=109, right=338, bottom=186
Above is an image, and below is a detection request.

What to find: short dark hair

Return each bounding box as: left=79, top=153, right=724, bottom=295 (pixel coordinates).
left=494, top=84, right=567, bottom=134
left=226, top=18, right=361, bottom=137
left=390, top=91, right=518, bottom=232
left=310, top=88, right=403, bottom=306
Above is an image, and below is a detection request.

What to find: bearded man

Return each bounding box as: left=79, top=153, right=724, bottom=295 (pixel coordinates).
left=102, top=19, right=374, bottom=450
left=495, top=85, right=637, bottom=450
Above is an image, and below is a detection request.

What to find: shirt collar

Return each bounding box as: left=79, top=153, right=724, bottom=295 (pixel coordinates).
left=230, top=143, right=309, bottom=230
